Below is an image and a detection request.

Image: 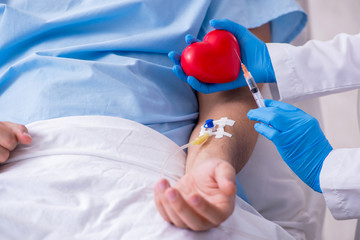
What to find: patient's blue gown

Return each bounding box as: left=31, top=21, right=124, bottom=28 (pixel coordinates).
left=0, top=0, right=306, bottom=146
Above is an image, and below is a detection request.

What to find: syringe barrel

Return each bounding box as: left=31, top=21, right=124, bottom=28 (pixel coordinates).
left=252, top=90, right=265, bottom=108
left=243, top=69, right=265, bottom=108
left=245, top=74, right=258, bottom=90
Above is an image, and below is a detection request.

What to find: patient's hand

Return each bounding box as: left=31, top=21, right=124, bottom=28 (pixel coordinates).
left=0, top=122, right=32, bottom=163
left=154, top=158, right=236, bottom=231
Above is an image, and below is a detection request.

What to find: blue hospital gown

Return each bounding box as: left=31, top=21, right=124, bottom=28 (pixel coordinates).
left=0, top=0, right=306, bottom=146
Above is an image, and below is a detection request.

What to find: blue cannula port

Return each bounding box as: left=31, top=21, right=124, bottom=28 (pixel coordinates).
left=204, top=119, right=214, bottom=128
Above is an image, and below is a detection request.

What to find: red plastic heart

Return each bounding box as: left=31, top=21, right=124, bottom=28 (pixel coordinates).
left=181, top=30, right=240, bottom=84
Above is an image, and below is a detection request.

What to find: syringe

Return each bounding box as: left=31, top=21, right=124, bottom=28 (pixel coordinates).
left=234, top=50, right=265, bottom=108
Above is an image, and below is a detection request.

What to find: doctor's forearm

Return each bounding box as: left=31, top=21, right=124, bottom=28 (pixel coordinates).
left=320, top=148, right=360, bottom=220
left=267, top=33, right=360, bottom=102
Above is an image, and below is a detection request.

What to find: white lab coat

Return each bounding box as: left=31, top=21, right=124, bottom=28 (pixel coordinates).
left=267, top=33, right=360, bottom=220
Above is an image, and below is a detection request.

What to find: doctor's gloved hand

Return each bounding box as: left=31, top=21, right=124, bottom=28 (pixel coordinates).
left=154, top=158, right=236, bottom=231
left=0, top=121, right=32, bottom=163
left=168, top=35, right=204, bottom=88
left=168, top=18, right=276, bottom=94
left=247, top=100, right=333, bottom=193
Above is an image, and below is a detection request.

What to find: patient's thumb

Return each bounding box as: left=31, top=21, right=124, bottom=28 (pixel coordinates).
left=10, top=124, right=33, bottom=145
left=215, top=162, right=236, bottom=196
left=18, top=131, right=33, bottom=145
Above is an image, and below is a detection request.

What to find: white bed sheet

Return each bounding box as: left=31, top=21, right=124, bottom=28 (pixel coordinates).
left=0, top=116, right=293, bottom=240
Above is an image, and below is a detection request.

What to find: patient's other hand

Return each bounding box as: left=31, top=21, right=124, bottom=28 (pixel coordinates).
left=0, top=122, right=32, bottom=163
left=154, top=158, right=236, bottom=231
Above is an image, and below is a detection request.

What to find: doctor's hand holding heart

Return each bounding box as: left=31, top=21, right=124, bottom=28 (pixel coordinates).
left=169, top=18, right=276, bottom=94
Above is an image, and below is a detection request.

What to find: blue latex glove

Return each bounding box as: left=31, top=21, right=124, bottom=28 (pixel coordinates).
left=247, top=99, right=333, bottom=193
left=168, top=18, right=276, bottom=94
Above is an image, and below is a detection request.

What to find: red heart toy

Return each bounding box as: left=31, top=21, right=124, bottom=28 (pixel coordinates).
left=181, top=30, right=240, bottom=84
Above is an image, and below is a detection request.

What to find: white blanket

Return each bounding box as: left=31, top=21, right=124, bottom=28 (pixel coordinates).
left=0, top=116, right=294, bottom=239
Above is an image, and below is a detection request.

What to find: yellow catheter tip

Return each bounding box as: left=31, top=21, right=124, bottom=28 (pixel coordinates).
left=190, top=132, right=210, bottom=145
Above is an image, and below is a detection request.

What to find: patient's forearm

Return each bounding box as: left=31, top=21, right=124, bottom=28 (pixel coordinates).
left=186, top=23, right=271, bottom=173
left=186, top=88, right=258, bottom=173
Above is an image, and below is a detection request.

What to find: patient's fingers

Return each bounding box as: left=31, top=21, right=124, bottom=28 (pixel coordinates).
left=188, top=194, right=231, bottom=226
left=155, top=179, right=187, bottom=228
left=160, top=187, right=187, bottom=229
left=0, top=123, right=18, bottom=151
left=0, top=146, right=10, bottom=163
left=0, top=122, right=32, bottom=152
left=214, top=161, right=237, bottom=197
left=154, top=179, right=171, bottom=222
left=3, top=122, right=32, bottom=145
left=0, top=122, right=32, bottom=163
left=166, top=188, right=214, bottom=231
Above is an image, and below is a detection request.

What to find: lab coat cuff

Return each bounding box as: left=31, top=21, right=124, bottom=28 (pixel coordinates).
left=267, top=43, right=302, bottom=103
left=320, top=149, right=358, bottom=220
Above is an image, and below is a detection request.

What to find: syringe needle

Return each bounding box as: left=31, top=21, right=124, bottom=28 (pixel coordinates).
left=234, top=48, right=242, bottom=64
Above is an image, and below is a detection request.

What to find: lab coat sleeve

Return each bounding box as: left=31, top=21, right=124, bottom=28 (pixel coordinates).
left=266, top=33, right=360, bottom=102
left=320, top=148, right=360, bottom=220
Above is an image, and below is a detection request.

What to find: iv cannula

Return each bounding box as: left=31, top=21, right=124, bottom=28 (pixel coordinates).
left=160, top=133, right=210, bottom=178
left=234, top=49, right=265, bottom=108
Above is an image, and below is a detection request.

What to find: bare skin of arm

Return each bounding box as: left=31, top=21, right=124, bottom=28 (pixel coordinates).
left=186, top=88, right=258, bottom=173
left=154, top=23, right=271, bottom=231
left=186, top=23, right=271, bottom=173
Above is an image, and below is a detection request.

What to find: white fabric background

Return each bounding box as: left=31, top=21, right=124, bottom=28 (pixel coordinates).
left=0, top=116, right=294, bottom=240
